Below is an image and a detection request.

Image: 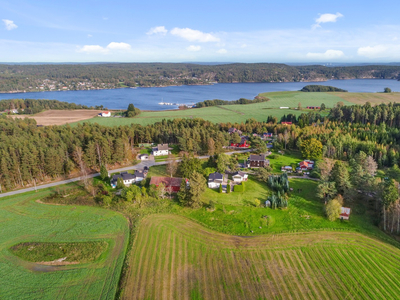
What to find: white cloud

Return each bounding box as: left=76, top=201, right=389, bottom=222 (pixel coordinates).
left=170, top=27, right=220, bottom=42
left=106, top=42, right=131, bottom=51
left=87, top=34, right=93, bottom=38
left=306, top=49, right=345, bottom=59
left=2, top=19, right=18, bottom=30
left=217, top=48, right=227, bottom=54
left=357, top=44, right=400, bottom=58
left=312, top=13, right=343, bottom=29
left=78, top=42, right=132, bottom=54
left=147, top=26, right=168, bottom=35
left=186, top=45, right=201, bottom=52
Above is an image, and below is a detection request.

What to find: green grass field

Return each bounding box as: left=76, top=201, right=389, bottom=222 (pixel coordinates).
left=68, top=91, right=399, bottom=127
left=123, top=213, right=400, bottom=299
left=0, top=187, right=129, bottom=300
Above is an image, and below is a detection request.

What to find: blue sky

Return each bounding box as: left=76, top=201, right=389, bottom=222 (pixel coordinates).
left=1, top=0, right=400, bottom=63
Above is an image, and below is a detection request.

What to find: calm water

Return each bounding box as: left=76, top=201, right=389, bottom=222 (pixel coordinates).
left=1, top=79, right=399, bottom=110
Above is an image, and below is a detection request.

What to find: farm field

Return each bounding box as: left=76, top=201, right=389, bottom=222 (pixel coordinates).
left=74, top=91, right=351, bottom=127
left=0, top=187, right=129, bottom=300
left=123, top=213, right=400, bottom=300
left=11, top=109, right=102, bottom=126
left=328, top=92, right=400, bottom=105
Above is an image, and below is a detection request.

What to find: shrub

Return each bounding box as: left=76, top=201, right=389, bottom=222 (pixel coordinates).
left=234, top=184, right=244, bottom=193
left=218, top=184, right=223, bottom=193
left=226, top=183, right=231, bottom=193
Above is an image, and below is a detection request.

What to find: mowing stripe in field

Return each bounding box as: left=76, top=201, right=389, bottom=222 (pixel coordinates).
left=122, top=214, right=400, bottom=300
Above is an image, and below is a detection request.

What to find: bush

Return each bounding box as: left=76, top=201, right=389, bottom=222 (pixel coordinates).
left=234, top=184, right=244, bottom=193
left=218, top=184, right=223, bottom=193
left=226, top=183, right=231, bottom=193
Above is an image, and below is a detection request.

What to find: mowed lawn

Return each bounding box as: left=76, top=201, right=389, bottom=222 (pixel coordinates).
left=123, top=213, right=400, bottom=300
left=0, top=188, right=129, bottom=300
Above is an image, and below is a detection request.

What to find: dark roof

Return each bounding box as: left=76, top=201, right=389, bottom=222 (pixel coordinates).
left=157, top=144, right=169, bottom=150
left=134, top=170, right=145, bottom=177
left=233, top=171, right=246, bottom=177
left=228, top=127, right=236, bottom=133
left=111, top=172, right=135, bottom=182
left=150, top=176, right=183, bottom=187
left=249, top=154, right=266, bottom=161
left=209, top=172, right=223, bottom=181
left=139, top=153, right=149, bottom=158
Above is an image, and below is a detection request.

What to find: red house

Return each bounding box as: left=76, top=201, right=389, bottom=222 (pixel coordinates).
left=149, top=176, right=185, bottom=193
left=299, top=160, right=314, bottom=170
left=230, top=140, right=250, bottom=148
left=281, top=122, right=292, bottom=125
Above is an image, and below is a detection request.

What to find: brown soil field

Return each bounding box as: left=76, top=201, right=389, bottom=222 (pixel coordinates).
left=11, top=109, right=102, bottom=125
left=331, top=92, right=400, bottom=105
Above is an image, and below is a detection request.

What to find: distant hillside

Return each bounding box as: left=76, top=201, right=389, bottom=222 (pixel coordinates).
left=301, top=85, right=348, bottom=92
left=0, top=63, right=399, bottom=92
left=0, top=99, right=95, bottom=114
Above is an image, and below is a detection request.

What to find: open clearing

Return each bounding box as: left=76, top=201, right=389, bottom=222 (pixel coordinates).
left=0, top=188, right=129, bottom=300
left=328, top=92, right=400, bottom=105
left=12, top=109, right=102, bottom=126
left=123, top=213, right=400, bottom=300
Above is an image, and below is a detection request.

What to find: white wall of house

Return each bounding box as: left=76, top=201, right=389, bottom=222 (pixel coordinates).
left=208, top=182, right=220, bottom=188
left=153, top=149, right=169, bottom=156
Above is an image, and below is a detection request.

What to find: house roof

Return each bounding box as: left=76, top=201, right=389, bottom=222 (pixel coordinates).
left=111, top=172, right=135, bottom=182
left=228, top=127, right=237, bottom=133
left=209, top=172, right=223, bottom=181
left=157, top=144, right=169, bottom=151
left=232, top=171, right=247, bottom=178
left=249, top=154, right=267, bottom=161
left=150, top=176, right=182, bottom=187
left=134, top=170, right=145, bottom=178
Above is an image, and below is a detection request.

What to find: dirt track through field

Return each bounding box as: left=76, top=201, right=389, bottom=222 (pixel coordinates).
left=11, top=109, right=102, bottom=125
left=122, top=214, right=400, bottom=300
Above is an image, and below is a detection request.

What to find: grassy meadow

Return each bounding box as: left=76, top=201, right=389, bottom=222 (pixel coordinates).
left=0, top=186, right=129, bottom=300
left=123, top=213, right=400, bottom=300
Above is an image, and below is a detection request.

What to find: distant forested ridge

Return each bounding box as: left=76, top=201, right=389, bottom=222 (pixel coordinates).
left=301, top=85, right=348, bottom=92
left=196, top=96, right=269, bottom=108
left=0, top=99, right=94, bottom=114
left=0, top=63, right=399, bottom=93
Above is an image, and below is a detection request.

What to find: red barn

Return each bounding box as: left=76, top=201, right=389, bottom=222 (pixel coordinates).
left=149, top=176, right=185, bottom=193
left=230, top=140, right=250, bottom=148
left=281, top=122, right=292, bottom=125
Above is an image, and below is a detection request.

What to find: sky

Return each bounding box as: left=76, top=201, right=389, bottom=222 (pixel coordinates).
left=1, top=0, right=400, bottom=63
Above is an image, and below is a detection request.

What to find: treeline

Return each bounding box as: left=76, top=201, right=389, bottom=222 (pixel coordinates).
left=0, top=63, right=400, bottom=92
left=195, top=96, right=269, bottom=108
left=0, top=99, right=93, bottom=114
left=300, top=85, right=347, bottom=92
left=3, top=101, right=400, bottom=191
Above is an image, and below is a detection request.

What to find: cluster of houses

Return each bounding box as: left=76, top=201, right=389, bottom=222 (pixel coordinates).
left=110, top=168, right=148, bottom=188
left=306, top=106, right=320, bottom=110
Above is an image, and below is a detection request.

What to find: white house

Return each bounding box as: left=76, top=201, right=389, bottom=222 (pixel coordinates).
left=99, top=111, right=111, bottom=117
left=208, top=172, right=225, bottom=188
left=139, top=154, right=149, bottom=160
left=232, top=171, right=248, bottom=183
left=111, top=172, right=135, bottom=188
left=152, top=144, right=169, bottom=156
left=134, top=170, right=145, bottom=182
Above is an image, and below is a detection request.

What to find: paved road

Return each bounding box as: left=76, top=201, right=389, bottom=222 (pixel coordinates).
left=0, top=149, right=253, bottom=198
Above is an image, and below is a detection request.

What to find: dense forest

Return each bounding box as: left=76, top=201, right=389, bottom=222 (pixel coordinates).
left=0, top=99, right=95, bottom=114
left=195, top=96, right=269, bottom=108
left=0, top=63, right=399, bottom=92
left=300, top=85, right=348, bottom=92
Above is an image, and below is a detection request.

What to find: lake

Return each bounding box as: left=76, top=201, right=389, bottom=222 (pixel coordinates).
left=1, top=79, right=399, bottom=110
